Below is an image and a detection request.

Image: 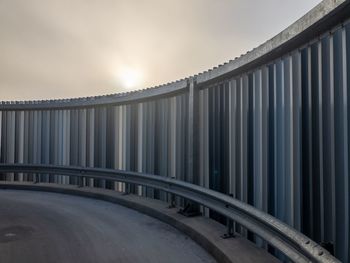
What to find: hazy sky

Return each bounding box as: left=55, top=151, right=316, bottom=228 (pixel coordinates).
left=0, top=0, right=321, bottom=100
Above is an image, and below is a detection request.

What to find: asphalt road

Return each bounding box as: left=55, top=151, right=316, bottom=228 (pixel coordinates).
left=0, top=190, right=216, bottom=263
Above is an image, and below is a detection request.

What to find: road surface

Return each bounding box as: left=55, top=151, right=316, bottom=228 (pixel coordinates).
left=0, top=190, right=215, bottom=263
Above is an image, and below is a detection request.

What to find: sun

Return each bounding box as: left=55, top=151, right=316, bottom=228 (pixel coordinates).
left=118, top=67, right=143, bottom=90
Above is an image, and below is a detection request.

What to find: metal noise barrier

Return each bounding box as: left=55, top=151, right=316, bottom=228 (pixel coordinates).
left=0, top=163, right=340, bottom=263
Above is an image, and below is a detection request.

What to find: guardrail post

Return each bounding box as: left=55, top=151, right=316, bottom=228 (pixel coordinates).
left=221, top=218, right=235, bottom=239
left=122, top=183, right=130, bottom=195
left=78, top=176, right=83, bottom=187
left=33, top=173, right=38, bottom=184
left=168, top=193, right=176, bottom=208
left=78, top=170, right=85, bottom=187
left=222, top=193, right=235, bottom=239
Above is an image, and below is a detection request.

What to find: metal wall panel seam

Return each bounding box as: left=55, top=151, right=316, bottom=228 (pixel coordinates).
left=284, top=56, right=294, bottom=227
left=261, top=66, right=269, bottom=215
left=317, top=41, right=325, bottom=242
left=328, top=33, right=336, bottom=245
left=292, top=51, right=302, bottom=231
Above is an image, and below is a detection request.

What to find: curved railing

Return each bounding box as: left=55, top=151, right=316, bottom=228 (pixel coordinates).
left=0, top=163, right=339, bottom=263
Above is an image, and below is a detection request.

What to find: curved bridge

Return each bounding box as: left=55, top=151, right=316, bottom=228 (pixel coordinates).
left=1, top=0, right=350, bottom=262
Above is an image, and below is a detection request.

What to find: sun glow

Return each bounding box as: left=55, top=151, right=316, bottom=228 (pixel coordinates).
left=117, top=67, right=143, bottom=90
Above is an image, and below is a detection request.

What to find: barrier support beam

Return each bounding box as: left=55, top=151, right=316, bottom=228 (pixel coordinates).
left=181, top=77, right=201, bottom=217
left=187, top=77, right=200, bottom=185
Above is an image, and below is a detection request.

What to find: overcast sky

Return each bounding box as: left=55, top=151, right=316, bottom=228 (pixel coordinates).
left=0, top=0, right=321, bottom=100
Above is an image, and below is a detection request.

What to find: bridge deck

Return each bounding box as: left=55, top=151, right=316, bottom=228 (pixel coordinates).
left=0, top=190, right=215, bottom=263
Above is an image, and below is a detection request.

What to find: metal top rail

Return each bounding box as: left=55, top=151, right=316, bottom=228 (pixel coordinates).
left=0, top=163, right=340, bottom=263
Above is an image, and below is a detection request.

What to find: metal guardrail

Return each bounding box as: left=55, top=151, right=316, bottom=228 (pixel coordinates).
left=0, top=163, right=340, bottom=263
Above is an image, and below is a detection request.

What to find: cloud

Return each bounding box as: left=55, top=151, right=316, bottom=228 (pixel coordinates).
left=0, top=0, right=321, bottom=100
